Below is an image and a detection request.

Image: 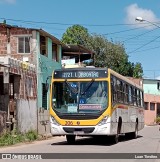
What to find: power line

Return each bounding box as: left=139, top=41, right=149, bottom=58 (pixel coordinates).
left=129, top=45, right=160, bottom=53
left=2, top=17, right=160, bottom=40
left=0, top=17, right=157, bottom=27
left=123, top=27, right=159, bottom=42
left=101, top=24, right=154, bottom=35
left=2, top=17, right=160, bottom=56
left=128, top=35, right=160, bottom=54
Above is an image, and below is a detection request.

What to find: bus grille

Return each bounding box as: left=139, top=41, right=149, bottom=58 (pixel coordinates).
left=57, top=114, right=100, bottom=120
left=63, top=127, right=95, bottom=134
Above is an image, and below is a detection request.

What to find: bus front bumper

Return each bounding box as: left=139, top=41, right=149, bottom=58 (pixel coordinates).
left=50, top=123, right=111, bottom=136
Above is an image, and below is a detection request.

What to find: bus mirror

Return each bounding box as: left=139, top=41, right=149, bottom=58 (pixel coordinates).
left=45, top=76, right=52, bottom=92
left=45, top=83, right=49, bottom=92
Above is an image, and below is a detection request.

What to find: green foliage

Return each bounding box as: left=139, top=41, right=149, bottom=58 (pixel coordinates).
left=61, top=25, right=90, bottom=46
left=61, top=25, right=143, bottom=78
left=0, top=132, right=24, bottom=146
left=25, top=130, right=38, bottom=141
left=0, top=130, right=38, bottom=146
left=155, top=116, right=160, bottom=123
left=133, top=63, right=143, bottom=78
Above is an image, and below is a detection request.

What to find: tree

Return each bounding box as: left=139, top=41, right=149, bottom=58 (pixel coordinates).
left=61, top=25, right=90, bottom=46
left=61, top=25, right=143, bottom=78
left=133, top=63, right=143, bottom=78
left=88, top=34, right=134, bottom=76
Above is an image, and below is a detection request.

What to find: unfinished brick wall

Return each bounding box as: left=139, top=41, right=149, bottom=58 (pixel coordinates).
left=0, top=27, right=7, bottom=55
left=0, top=26, right=35, bottom=63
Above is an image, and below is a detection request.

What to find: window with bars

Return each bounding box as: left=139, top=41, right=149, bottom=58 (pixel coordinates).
left=42, top=83, right=47, bottom=109
left=150, top=102, right=155, bottom=111
left=144, top=102, right=149, bottom=110
left=40, top=35, right=48, bottom=56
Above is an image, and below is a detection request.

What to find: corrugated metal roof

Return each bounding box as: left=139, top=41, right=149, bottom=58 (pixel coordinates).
left=62, top=44, right=94, bottom=54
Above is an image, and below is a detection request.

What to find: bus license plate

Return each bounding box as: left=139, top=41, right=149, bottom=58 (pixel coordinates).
left=74, top=131, right=84, bottom=135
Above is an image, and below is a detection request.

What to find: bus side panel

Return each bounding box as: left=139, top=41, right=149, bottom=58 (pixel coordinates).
left=137, top=108, right=145, bottom=131
left=111, top=106, right=144, bottom=135
left=110, top=110, right=118, bottom=135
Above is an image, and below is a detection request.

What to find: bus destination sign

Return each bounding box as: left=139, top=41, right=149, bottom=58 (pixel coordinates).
left=62, top=71, right=99, bottom=78
left=54, top=70, right=107, bottom=79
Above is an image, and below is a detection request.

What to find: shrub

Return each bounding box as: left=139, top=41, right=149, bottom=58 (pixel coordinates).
left=0, top=132, right=24, bottom=146
left=0, top=130, right=38, bottom=146
left=155, top=116, right=160, bottom=124
left=25, top=130, right=38, bottom=141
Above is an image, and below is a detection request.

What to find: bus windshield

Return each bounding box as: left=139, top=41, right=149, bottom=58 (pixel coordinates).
left=52, top=81, right=108, bottom=114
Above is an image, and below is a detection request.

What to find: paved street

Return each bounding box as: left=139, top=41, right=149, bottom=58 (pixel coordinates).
left=0, top=125, right=160, bottom=162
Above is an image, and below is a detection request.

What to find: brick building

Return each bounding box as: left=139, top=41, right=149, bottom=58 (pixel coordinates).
left=0, top=22, right=62, bottom=134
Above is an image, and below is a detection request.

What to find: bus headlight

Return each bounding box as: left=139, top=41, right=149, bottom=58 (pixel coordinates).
left=98, top=116, right=109, bottom=126
left=50, top=116, right=60, bottom=126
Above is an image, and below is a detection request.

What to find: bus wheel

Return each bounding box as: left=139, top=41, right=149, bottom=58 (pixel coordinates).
left=127, top=122, right=138, bottom=139
left=66, top=135, right=76, bottom=144
left=113, top=134, right=119, bottom=144
left=133, top=122, right=138, bottom=139
left=113, top=119, right=121, bottom=144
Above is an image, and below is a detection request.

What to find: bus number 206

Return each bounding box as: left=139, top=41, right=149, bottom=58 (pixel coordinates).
left=65, top=121, right=73, bottom=125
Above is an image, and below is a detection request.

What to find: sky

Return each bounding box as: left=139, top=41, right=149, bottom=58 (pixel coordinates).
left=1, top=0, right=160, bottom=79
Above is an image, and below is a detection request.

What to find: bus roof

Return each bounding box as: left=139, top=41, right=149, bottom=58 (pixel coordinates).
left=109, top=68, right=143, bottom=90
left=54, top=67, right=108, bottom=71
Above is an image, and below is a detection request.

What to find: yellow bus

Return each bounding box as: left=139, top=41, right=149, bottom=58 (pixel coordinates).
left=49, top=68, right=144, bottom=144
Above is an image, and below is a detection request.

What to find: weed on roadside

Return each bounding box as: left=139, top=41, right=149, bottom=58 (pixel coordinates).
left=0, top=130, right=38, bottom=146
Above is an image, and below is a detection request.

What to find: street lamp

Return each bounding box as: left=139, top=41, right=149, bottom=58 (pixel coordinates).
left=135, top=17, right=160, bottom=28
left=135, top=17, right=144, bottom=22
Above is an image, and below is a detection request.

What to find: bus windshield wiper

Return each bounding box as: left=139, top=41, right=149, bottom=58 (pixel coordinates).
left=81, top=79, right=95, bottom=95
left=65, top=80, right=78, bottom=94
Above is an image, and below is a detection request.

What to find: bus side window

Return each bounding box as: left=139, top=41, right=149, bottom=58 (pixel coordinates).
left=137, top=89, right=141, bottom=106
left=116, top=79, right=124, bottom=103
left=124, top=84, right=129, bottom=104
left=133, top=88, right=137, bottom=106
left=120, top=81, right=124, bottom=103
left=140, top=91, right=143, bottom=107
left=117, top=79, right=121, bottom=102
left=128, top=86, right=132, bottom=104
left=111, top=76, right=117, bottom=103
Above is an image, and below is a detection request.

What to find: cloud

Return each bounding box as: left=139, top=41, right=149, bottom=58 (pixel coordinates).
left=125, top=4, right=159, bottom=29
left=0, top=0, right=16, bottom=4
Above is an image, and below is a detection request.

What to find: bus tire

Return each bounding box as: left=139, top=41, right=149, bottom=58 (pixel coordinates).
left=117, top=118, right=122, bottom=135
left=112, top=119, right=122, bottom=144
left=126, top=122, right=138, bottom=139
left=113, top=134, right=119, bottom=144
left=115, top=118, right=122, bottom=143
left=66, top=135, right=76, bottom=144
left=132, top=122, right=138, bottom=139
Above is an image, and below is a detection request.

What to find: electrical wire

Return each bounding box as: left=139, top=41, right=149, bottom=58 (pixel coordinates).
left=0, top=17, right=150, bottom=27
left=2, top=17, right=160, bottom=58
left=123, top=27, right=159, bottom=42
left=128, top=35, right=160, bottom=55
left=128, top=45, right=160, bottom=53
left=101, top=24, right=154, bottom=35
